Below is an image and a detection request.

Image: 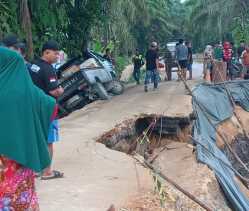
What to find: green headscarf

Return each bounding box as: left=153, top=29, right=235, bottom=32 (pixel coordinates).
left=0, top=47, right=56, bottom=172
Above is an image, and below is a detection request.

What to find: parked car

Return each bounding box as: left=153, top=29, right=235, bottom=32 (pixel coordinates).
left=56, top=50, right=124, bottom=118
left=166, top=42, right=179, bottom=70
left=165, top=42, right=180, bottom=80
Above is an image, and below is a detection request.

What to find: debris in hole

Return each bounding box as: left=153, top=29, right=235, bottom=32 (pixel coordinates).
left=152, top=116, right=193, bottom=136
left=98, top=114, right=231, bottom=210
left=223, top=135, right=249, bottom=187
left=97, top=114, right=193, bottom=157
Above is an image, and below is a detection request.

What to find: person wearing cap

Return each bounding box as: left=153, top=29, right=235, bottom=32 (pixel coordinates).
left=29, top=40, right=64, bottom=180
left=2, top=34, right=24, bottom=55
left=2, top=34, right=32, bottom=71
left=144, top=41, right=160, bottom=92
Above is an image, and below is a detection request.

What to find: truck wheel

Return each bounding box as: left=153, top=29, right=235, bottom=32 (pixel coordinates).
left=94, top=82, right=110, bottom=100
left=110, top=81, right=124, bottom=95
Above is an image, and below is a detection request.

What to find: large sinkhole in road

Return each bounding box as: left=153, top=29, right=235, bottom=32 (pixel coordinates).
left=97, top=112, right=249, bottom=209
left=97, top=114, right=194, bottom=158
left=97, top=114, right=249, bottom=179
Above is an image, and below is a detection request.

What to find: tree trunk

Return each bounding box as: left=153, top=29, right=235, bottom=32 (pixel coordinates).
left=20, top=0, right=33, bottom=60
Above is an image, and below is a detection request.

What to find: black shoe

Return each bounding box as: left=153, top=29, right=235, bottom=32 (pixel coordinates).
left=144, top=86, right=148, bottom=92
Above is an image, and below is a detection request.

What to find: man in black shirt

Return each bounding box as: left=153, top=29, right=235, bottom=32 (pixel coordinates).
left=132, top=49, right=144, bottom=84
left=144, top=42, right=159, bottom=92
left=164, top=47, right=173, bottom=81
left=30, top=40, right=64, bottom=179
left=185, top=41, right=193, bottom=80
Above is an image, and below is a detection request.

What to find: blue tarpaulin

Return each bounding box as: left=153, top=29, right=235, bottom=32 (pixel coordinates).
left=192, top=80, right=249, bottom=211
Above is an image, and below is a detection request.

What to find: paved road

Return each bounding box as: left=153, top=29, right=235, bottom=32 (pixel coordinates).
left=171, top=62, right=203, bottom=80
left=37, top=79, right=197, bottom=211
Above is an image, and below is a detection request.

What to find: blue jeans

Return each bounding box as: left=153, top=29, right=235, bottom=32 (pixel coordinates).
left=133, top=68, right=140, bottom=84
left=144, top=69, right=159, bottom=88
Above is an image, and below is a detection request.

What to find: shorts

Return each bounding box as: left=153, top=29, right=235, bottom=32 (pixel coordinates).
left=48, top=120, right=59, bottom=144
left=178, top=60, right=188, bottom=69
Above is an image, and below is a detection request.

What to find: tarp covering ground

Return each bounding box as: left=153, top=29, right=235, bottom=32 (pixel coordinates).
left=192, top=80, right=249, bottom=211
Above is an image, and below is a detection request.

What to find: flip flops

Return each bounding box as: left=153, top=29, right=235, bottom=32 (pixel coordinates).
left=41, top=170, right=64, bottom=180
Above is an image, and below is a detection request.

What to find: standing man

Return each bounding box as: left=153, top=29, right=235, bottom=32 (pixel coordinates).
left=176, top=39, right=188, bottom=80
left=29, top=40, right=64, bottom=180
left=241, top=45, right=249, bottom=79
left=185, top=41, right=193, bottom=80
left=164, top=46, right=173, bottom=81
left=223, top=42, right=232, bottom=80
left=144, top=42, right=159, bottom=92
left=132, top=49, right=144, bottom=84
left=238, top=40, right=246, bottom=59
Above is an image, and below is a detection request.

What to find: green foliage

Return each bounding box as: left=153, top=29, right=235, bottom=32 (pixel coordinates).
left=0, top=1, right=19, bottom=38
left=232, top=17, right=249, bottom=44
left=92, top=40, right=103, bottom=53
left=115, top=56, right=129, bottom=76
left=153, top=174, right=167, bottom=207
left=61, top=0, right=103, bottom=56
left=1, top=0, right=219, bottom=58
left=185, top=0, right=249, bottom=51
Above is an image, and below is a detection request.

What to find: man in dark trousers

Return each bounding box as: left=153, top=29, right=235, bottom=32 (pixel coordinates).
left=185, top=41, right=193, bottom=80
left=132, top=49, right=144, bottom=84
left=144, top=42, right=159, bottom=92
left=176, top=39, right=188, bottom=80
left=29, top=40, right=64, bottom=180
left=164, top=47, right=173, bottom=81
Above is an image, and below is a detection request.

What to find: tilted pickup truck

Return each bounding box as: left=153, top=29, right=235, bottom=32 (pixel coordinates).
left=57, top=50, right=124, bottom=118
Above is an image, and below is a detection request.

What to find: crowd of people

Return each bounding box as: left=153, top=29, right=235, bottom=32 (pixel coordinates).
left=203, top=40, right=249, bottom=82
left=0, top=34, right=64, bottom=210
left=131, top=39, right=193, bottom=92
left=131, top=39, right=249, bottom=90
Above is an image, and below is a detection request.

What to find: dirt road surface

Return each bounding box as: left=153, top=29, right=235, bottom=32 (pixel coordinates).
left=37, top=78, right=198, bottom=210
